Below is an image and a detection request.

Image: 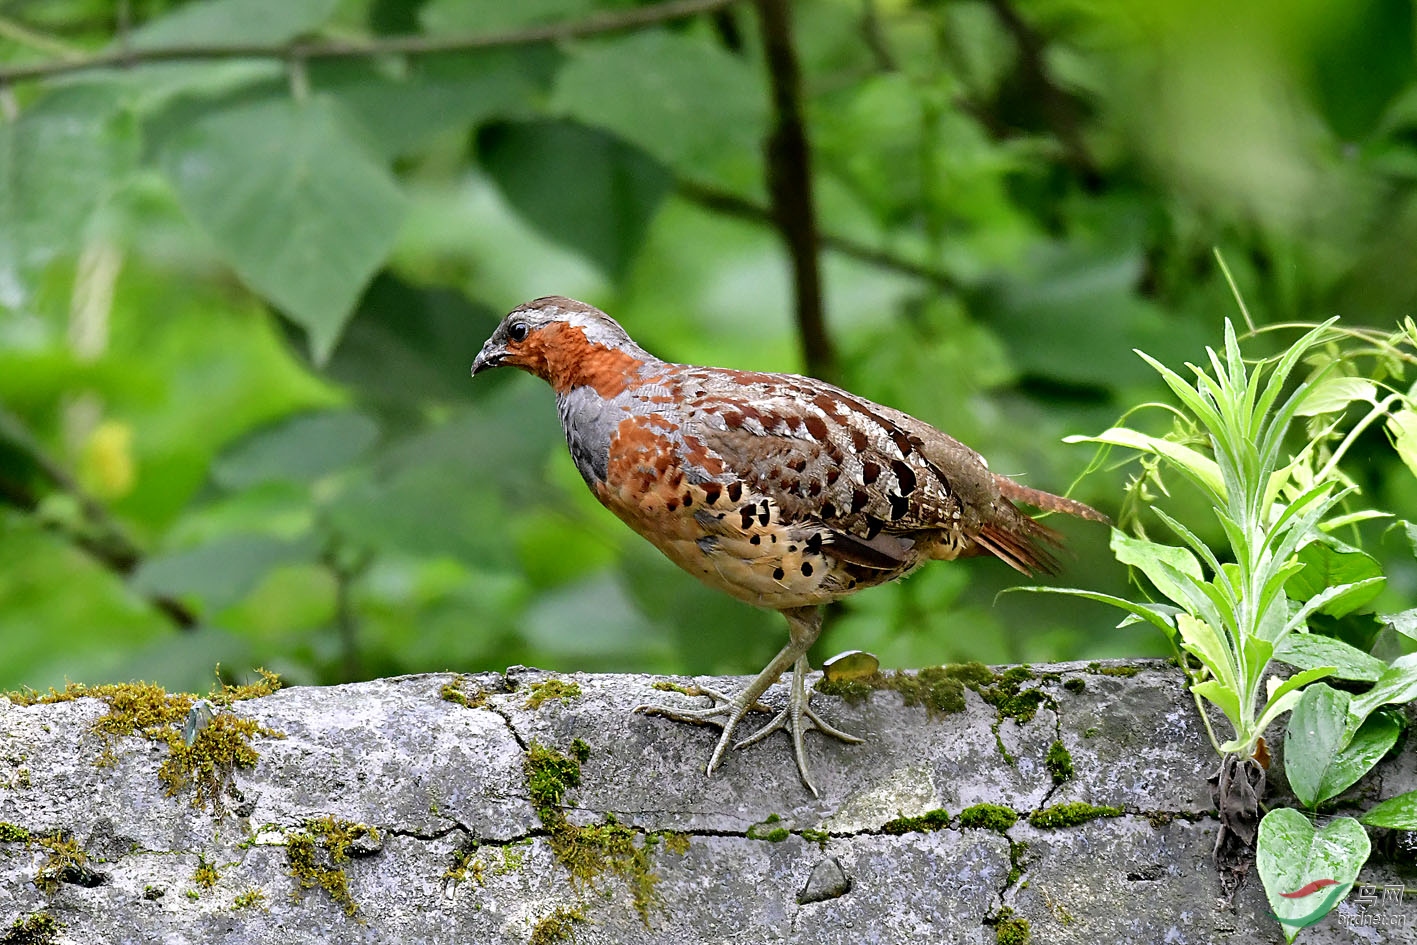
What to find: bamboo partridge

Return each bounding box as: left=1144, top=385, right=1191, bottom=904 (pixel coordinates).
left=472, top=296, right=1105, bottom=794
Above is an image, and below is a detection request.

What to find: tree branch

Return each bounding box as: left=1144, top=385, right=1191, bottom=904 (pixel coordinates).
left=677, top=180, right=962, bottom=295
left=0, top=0, right=742, bottom=84
left=0, top=407, right=198, bottom=629
left=754, top=0, right=835, bottom=382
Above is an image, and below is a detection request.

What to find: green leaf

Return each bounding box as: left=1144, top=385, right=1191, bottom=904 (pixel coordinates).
left=1381, top=607, right=1417, bottom=642
left=1008, top=586, right=1178, bottom=640
left=1361, top=789, right=1417, bottom=829
left=0, top=83, right=137, bottom=297
left=128, top=0, right=339, bottom=48
left=421, top=0, right=594, bottom=32
left=1109, top=529, right=1204, bottom=609
left=1065, top=427, right=1224, bottom=499
left=476, top=119, right=673, bottom=280
left=132, top=533, right=321, bottom=613
left=1387, top=408, right=1417, bottom=479
left=1176, top=612, right=1238, bottom=693
left=1285, top=539, right=1386, bottom=617
left=1257, top=809, right=1368, bottom=942
left=158, top=94, right=406, bottom=363
left=551, top=30, right=768, bottom=180
left=1287, top=683, right=1400, bottom=808
left=212, top=410, right=380, bottom=489
left=1276, top=632, right=1387, bottom=682
left=1348, top=653, right=1417, bottom=725
left=1293, top=375, right=1377, bottom=416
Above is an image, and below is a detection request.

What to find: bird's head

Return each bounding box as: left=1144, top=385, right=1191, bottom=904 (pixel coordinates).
left=471, top=296, right=652, bottom=396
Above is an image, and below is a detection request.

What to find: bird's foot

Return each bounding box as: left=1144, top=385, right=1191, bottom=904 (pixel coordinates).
left=633, top=685, right=773, bottom=779
left=734, top=670, right=863, bottom=796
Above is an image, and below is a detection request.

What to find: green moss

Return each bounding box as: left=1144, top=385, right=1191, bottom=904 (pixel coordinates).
left=0, top=822, right=31, bottom=843
left=1028, top=803, right=1123, bottom=829
left=232, top=888, right=266, bottom=910
left=1062, top=678, right=1086, bottom=694
left=748, top=813, right=790, bottom=842
left=975, top=667, right=1046, bottom=724
left=524, top=679, right=582, bottom=710
left=440, top=676, right=489, bottom=709
left=143, top=885, right=164, bottom=900
left=285, top=816, right=379, bottom=918
left=443, top=843, right=486, bottom=887
left=192, top=853, right=220, bottom=891
left=1006, top=840, right=1028, bottom=886
left=1, top=912, right=61, bottom=945
left=1086, top=662, right=1139, bottom=677
left=1083, top=727, right=1099, bottom=738
left=649, top=831, right=691, bottom=855
left=650, top=681, right=698, bottom=695
left=994, top=907, right=1031, bottom=945
left=815, top=661, right=996, bottom=716
left=1045, top=741, right=1074, bottom=784
left=958, top=804, right=1018, bottom=831
left=33, top=833, right=87, bottom=896
left=529, top=906, right=586, bottom=945
left=814, top=677, right=876, bottom=703
left=4, top=672, right=282, bottom=815
left=524, top=740, right=663, bottom=924
left=881, top=808, right=950, bottom=835
left=799, top=828, right=829, bottom=849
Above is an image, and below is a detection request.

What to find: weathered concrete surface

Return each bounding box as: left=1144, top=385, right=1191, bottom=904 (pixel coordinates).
left=0, top=660, right=1413, bottom=944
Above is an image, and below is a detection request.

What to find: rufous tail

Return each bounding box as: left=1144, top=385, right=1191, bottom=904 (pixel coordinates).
left=995, top=477, right=1109, bottom=524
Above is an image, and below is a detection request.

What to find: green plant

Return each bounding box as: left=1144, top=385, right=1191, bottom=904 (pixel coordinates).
left=1026, top=304, right=1417, bottom=940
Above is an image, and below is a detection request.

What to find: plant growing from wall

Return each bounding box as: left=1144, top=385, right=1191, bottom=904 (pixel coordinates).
left=1029, top=300, right=1417, bottom=939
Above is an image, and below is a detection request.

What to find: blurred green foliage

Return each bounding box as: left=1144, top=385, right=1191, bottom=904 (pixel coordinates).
left=2, top=0, right=1416, bottom=692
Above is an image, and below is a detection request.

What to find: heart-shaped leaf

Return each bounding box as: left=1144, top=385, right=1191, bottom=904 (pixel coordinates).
left=1257, top=809, right=1368, bottom=942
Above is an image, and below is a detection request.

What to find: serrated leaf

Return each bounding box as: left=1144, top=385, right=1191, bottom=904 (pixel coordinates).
left=1361, top=789, right=1417, bottom=829
left=213, top=410, right=380, bottom=489
left=476, top=119, right=672, bottom=280
left=1294, top=376, right=1377, bottom=416
left=551, top=29, right=768, bottom=178
left=158, top=94, right=406, bottom=363
left=1276, top=632, right=1387, bottom=682
left=1257, top=809, right=1367, bottom=942
left=132, top=533, right=320, bottom=613
left=128, top=0, right=339, bottom=48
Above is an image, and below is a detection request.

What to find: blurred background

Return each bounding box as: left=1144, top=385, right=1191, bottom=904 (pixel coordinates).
left=2, top=0, right=1416, bottom=693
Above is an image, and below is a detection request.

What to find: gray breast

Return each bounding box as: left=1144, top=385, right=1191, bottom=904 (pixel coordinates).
left=556, top=385, right=618, bottom=486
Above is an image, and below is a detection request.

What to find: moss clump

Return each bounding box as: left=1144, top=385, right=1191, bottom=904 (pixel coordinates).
left=993, top=907, right=1031, bottom=945
left=285, top=816, right=380, bottom=918
left=191, top=854, right=220, bottom=890
left=440, top=677, right=489, bottom=709
left=232, top=888, right=266, bottom=910
left=1006, top=840, right=1029, bottom=886
left=1028, top=803, right=1123, bottom=829
left=748, top=814, right=790, bottom=842
left=1, top=913, right=61, bottom=945
left=881, top=808, right=950, bottom=835
left=816, top=661, right=996, bottom=716
left=958, top=804, right=1018, bottom=831
left=1045, top=741, right=1074, bottom=784
left=524, top=740, right=662, bottom=924
left=1062, top=678, right=1086, bottom=694
left=976, top=666, right=1047, bottom=724
left=1086, top=662, right=1139, bottom=678
left=33, top=833, right=91, bottom=895
left=4, top=671, right=282, bottom=815
left=0, top=822, right=31, bottom=843
left=799, top=828, right=829, bottom=849
left=650, top=680, right=698, bottom=696
left=657, top=832, right=691, bottom=856
left=529, top=906, right=586, bottom=945
left=524, top=679, right=582, bottom=710
left=443, top=843, right=486, bottom=887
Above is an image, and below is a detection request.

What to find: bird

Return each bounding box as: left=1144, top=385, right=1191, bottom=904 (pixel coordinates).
left=471, top=296, right=1106, bottom=794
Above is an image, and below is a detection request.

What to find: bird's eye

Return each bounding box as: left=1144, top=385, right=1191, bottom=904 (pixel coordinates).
left=507, top=320, right=530, bottom=343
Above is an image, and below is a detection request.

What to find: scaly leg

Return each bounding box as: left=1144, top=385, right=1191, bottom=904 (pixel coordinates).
left=633, top=606, right=861, bottom=795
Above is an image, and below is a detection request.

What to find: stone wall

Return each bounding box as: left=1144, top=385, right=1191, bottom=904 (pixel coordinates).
left=0, top=660, right=1412, bottom=943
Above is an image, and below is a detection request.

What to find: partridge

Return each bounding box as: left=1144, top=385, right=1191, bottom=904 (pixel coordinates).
left=472, top=296, right=1105, bottom=794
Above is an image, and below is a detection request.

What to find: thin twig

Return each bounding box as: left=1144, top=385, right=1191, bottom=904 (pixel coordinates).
left=677, top=180, right=962, bottom=293
left=0, top=0, right=741, bottom=84
left=754, top=0, right=835, bottom=381
left=0, top=406, right=198, bottom=629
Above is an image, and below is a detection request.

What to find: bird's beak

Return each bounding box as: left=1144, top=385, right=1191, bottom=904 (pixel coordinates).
left=470, top=341, right=504, bottom=377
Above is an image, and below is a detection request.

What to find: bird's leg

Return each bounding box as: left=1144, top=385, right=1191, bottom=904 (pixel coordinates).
left=634, top=606, right=861, bottom=795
